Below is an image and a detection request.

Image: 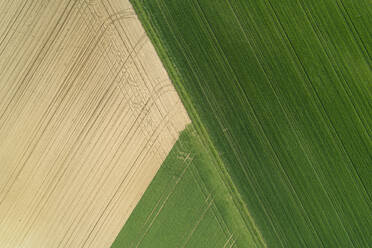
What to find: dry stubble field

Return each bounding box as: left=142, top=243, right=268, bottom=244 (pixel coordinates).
left=0, top=0, right=189, bottom=247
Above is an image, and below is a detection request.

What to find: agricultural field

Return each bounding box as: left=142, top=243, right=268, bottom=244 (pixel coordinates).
left=0, top=0, right=189, bottom=247
left=113, top=0, right=371, bottom=247
left=112, top=125, right=262, bottom=248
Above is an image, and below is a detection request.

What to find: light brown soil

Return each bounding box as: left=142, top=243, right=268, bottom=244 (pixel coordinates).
left=0, top=0, right=190, bottom=247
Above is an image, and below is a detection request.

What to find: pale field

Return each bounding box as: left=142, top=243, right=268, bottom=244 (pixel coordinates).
left=0, top=0, right=189, bottom=247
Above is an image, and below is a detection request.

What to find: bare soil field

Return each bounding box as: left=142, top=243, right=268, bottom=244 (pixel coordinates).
left=0, top=0, right=189, bottom=247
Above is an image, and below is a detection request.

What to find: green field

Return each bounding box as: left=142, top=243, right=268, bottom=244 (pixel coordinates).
left=113, top=0, right=371, bottom=247
left=112, top=125, right=263, bottom=247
